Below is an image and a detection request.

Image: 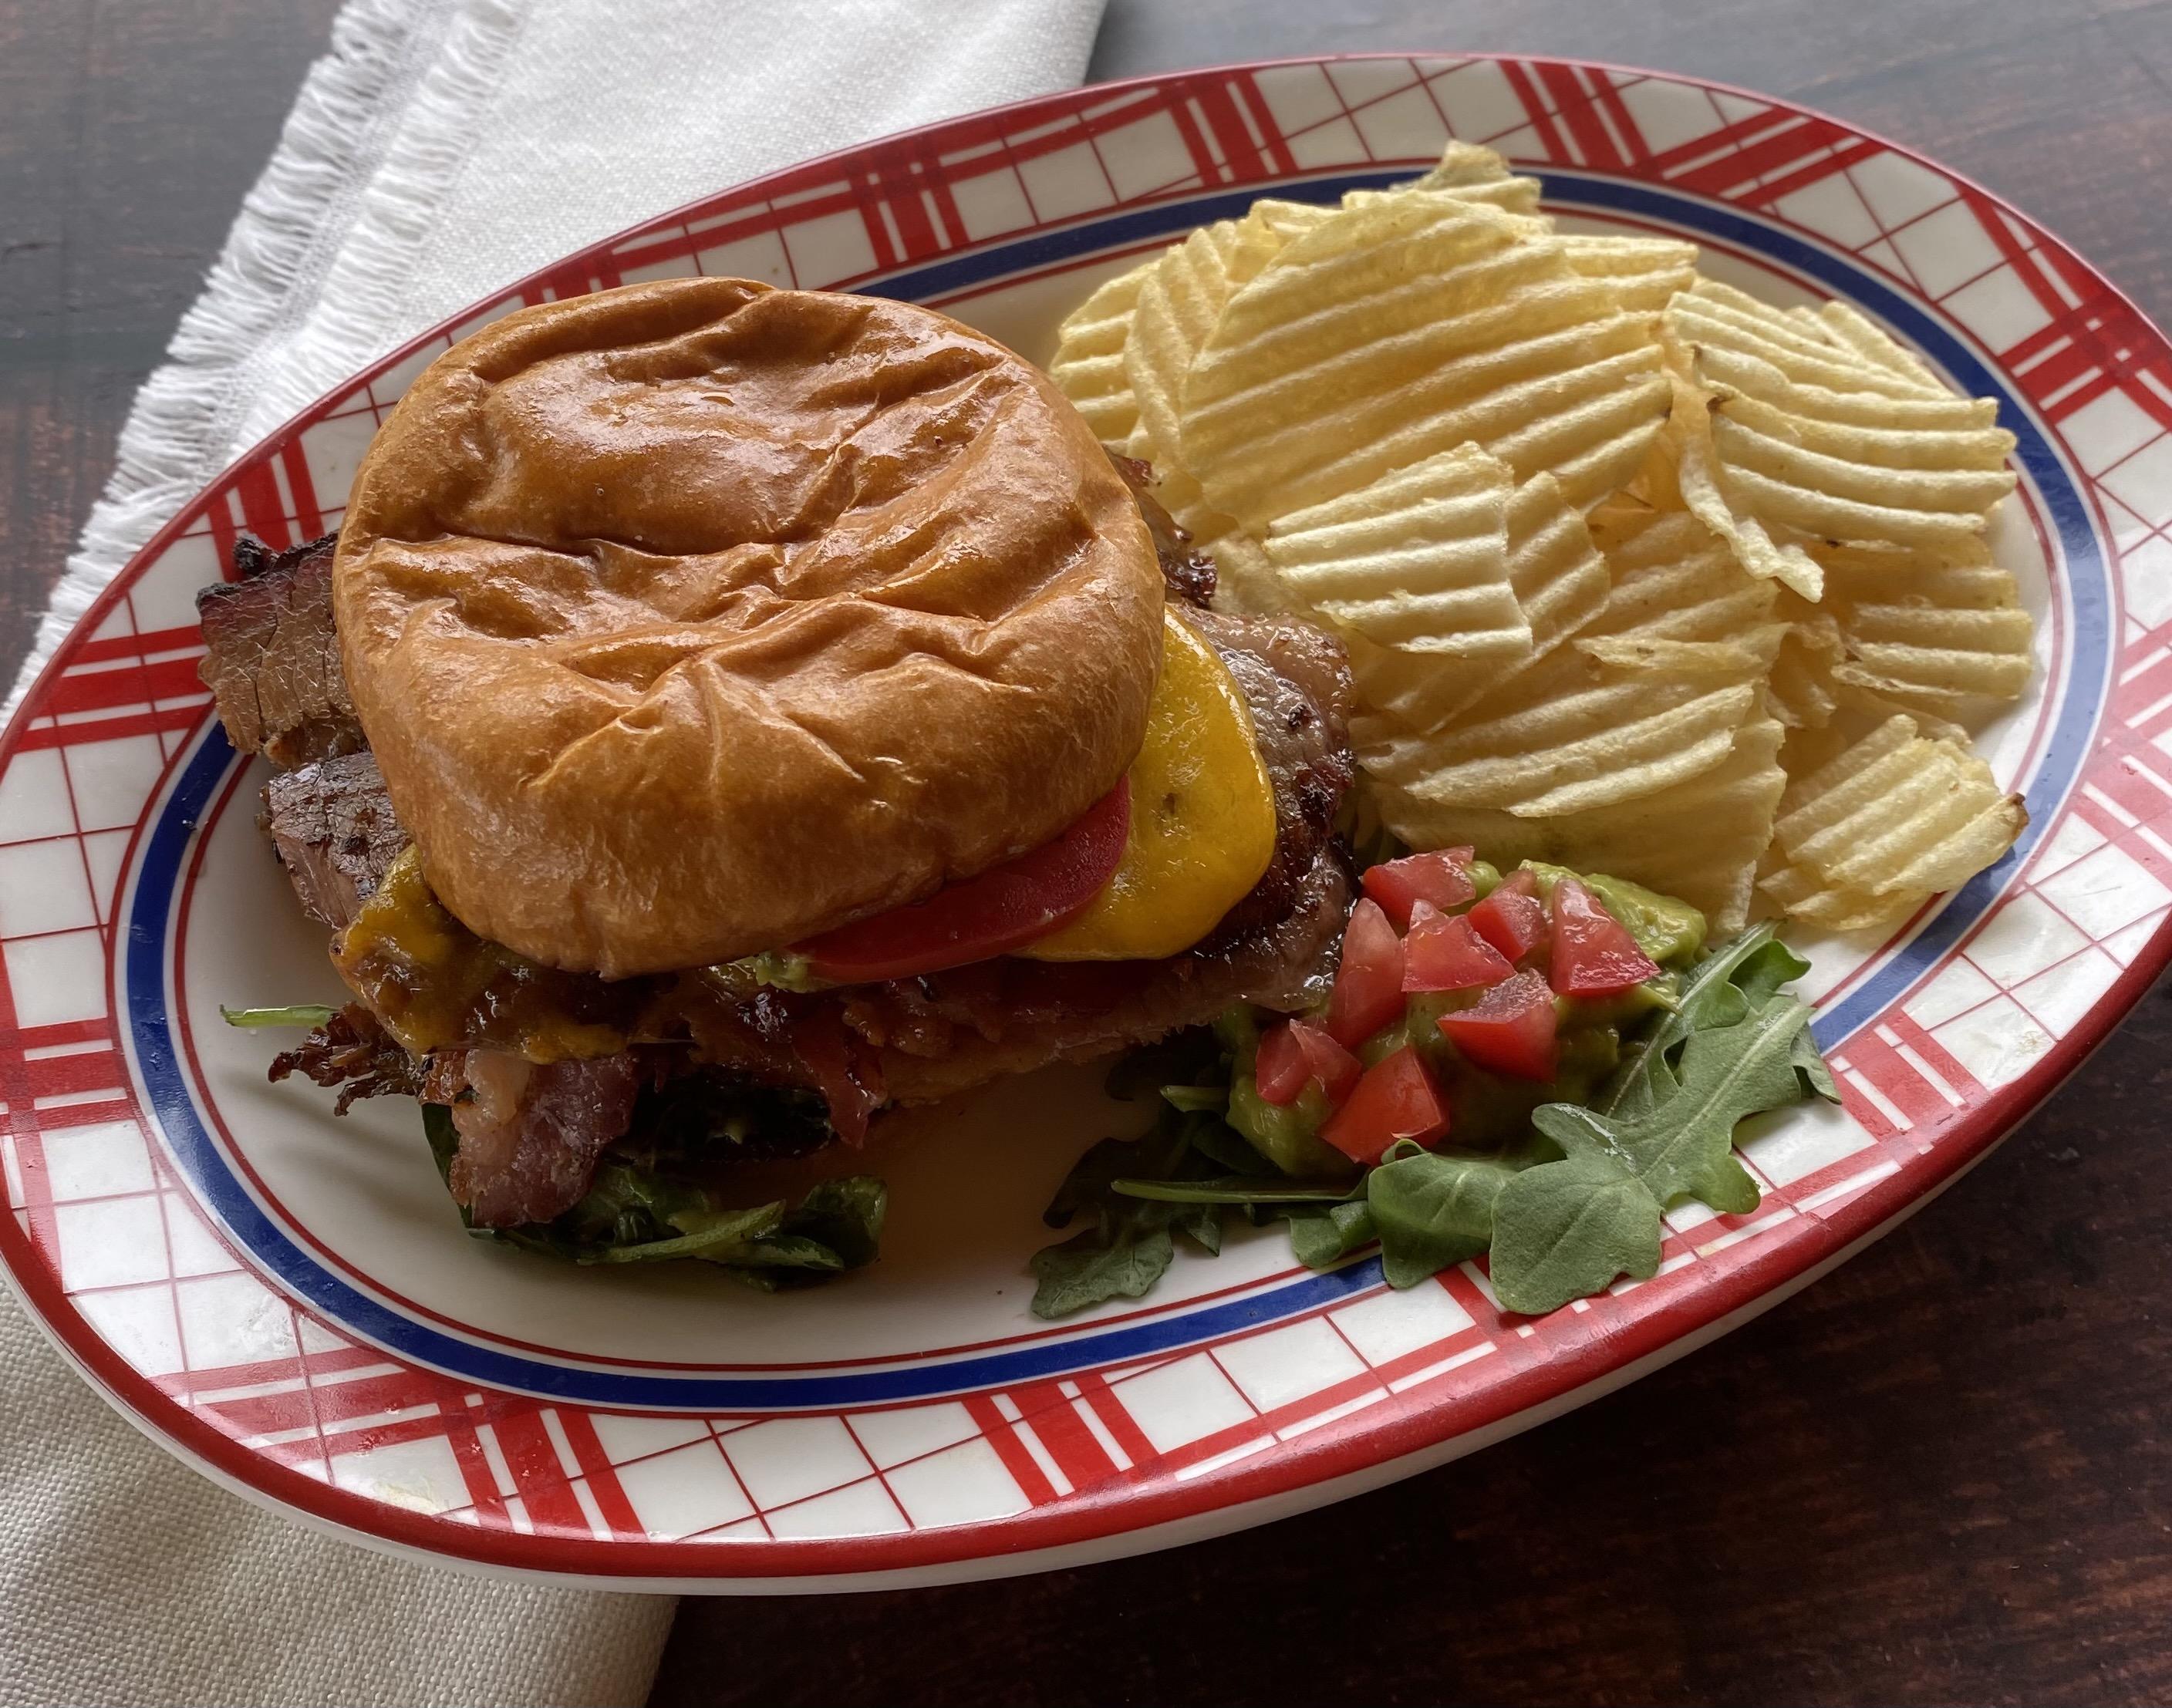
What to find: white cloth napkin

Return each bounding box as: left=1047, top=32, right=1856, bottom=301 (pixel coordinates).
left=0, top=2, right=1103, bottom=1703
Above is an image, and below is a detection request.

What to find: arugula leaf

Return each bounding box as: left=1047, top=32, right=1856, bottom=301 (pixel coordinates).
left=1489, top=995, right=1815, bottom=1309
left=1031, top=1222, right=1179, bottom=1316
left=1536, top=997, right=1810, bottom=1212
left=784, top=1176, right=888, bottom=1268
left=1160, top=1084, right=1230, bottom=1115
left=1111, top=1177, right=1356, bottom=1205
left=1283, top=1200, right=1378, bottom=1268
left=1488, top=1155, right=1664, bottom=1316
left=1793, top=1026, right=1841, bottom=1103
left=1031, top=1107, right=1226, bottom=1319
left=1366, top=1149, right=1521, bottom=1289
left=221, top=1003, right=337, bottom=1029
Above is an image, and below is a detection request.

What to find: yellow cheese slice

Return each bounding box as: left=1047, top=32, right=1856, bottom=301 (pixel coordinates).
left=1019, top=609, right=1277, bottom=961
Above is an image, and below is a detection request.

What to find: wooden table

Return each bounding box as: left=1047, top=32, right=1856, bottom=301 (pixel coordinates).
left=6, top=2, right=2170, bottom=1702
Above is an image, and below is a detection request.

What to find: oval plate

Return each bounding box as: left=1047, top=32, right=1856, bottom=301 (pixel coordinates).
left=5, top=54, right=2168, bottom=1592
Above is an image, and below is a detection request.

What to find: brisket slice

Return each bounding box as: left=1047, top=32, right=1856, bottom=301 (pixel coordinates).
left=197, top=532, right=364, bottom=766
left=263, top=752, right=407, bottom=930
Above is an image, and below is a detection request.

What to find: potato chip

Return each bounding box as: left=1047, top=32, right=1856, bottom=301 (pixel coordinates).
left=1763, top=594, right=1844, bottom=730
left=1047, top=257, right=1156, bottom=446
left=1559, top=233, right=1699, bottom=313
left=1128, top=218, right=1283, bottom=478
left=1759, top=713, right=2026, bottom=929
left=1244, top=198, right=1336, bottom=241
left=1401, top=140, right=1546, bottom=215
left=1358, top=504, right=1779, bottom=816
left=1346, top=472, right=1610, bottom=734
left=1180, top=194, right=1670, bottom=529
left=1819, top=538, right=2035, bottom=720
left=1662, top=280, right=2017, bottom=601
left=1807, top=299, right=1945, bottom=393
left=1265, top=444, right=1526, bottom=653
left=1373, top=714, right=1786, bottom=931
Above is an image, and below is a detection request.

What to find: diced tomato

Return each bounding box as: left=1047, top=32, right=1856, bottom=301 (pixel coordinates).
left=1469, top=867, right=1548, bottom=963
left=1288, top=1020, right=1363, bottom=1106
left=1321, top=1046, right=1451, bottom=1164
left=1255, top=1021, right=1310, bottom=1106
left=1322, top=898, right=1405, bottom=1049
left=1437, top=969, right=1559, bottom=1081
left=796, top=780, right=1131, bottom=982
left=1548, top=878, right=1662, bottom=997
left=1256, top=1019, right=1365, bottom=1108
left=1361, top=847, right=1477, bottom=931
left=1401, top=908, right=1514, bottom=992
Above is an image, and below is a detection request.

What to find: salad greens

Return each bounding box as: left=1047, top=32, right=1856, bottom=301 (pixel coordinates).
left=421, top=1103, right=885, bottom=1288
left=221, top=1004, right=338, bottom=1029
left=1030, top=921, right=1836, bottom=1321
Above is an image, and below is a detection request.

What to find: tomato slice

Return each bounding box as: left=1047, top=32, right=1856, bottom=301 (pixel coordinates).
left=1321, top=1046, right=1451, bottom=1164
left=1438, top=969, right=1558, bottom=1081
left=1548, top=877, right=1662, bottom=997
left=1256, top=1019, right=1363, bottom=1107
left=795, top=780, right=1131, bottom=982
left=1401, top=905, right=1515, bottom=992
left=1469, top=867, right=1548, bottom=963
left=1361, top=847, right=1476, bottom=932
left=1322, top=898, right=1406, bottom=1049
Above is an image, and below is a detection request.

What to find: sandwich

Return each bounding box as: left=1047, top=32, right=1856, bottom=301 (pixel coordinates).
left=200, top=277, right=1355, bottom=1265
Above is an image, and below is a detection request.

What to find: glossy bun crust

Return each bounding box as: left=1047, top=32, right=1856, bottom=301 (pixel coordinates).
left=334, top=278, right=1163, bottom=977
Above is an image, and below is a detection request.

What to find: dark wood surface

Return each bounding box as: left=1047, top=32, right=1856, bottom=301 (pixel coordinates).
left=4, top=2, right=2168, bottom=1703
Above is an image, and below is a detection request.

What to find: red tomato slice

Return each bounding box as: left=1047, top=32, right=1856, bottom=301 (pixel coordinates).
left=1321, top=1046, right=1451, bottom=1164
left=1361, top=847, right=1476, bottom=931
left=1290, top=1020, right=1363, bottom=1107
left=1255, top=1021, right=1310, bottom=1107
left=1256, top=1019, right=1364, bottom=1107
left=1469, top=867, right=1548, bottom=963
left=1438, top=969, right=1558, bottom=1081
left=1322, top=898, right=1406, bottom=1049
left=795, top=780, right=1131, bottom=982
left=1402, top=907, right=1515, bottom=992
left=1548, top=878, right=1662, bottom=997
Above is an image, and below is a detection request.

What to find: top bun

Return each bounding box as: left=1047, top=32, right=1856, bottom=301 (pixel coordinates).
left=333, top=278, right=1164, bottom=978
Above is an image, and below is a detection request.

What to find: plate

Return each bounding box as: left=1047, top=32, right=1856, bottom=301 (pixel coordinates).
left=4, top=53, right=2167, bottom=1592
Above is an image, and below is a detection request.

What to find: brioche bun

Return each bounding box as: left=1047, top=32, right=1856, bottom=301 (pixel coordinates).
left=333, top=278, right=1163, bottom=978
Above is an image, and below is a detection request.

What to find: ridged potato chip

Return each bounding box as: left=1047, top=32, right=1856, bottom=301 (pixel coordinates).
left=1759, top=713, right=2026, bottom=930
left=1128, top=218, right=1284, bottom=478
left=1560, top=233, right=1699, bottom=313
left=1401, top=140, right=1546, bottom=214
left=1374, top=714, right=1786, bottom=931
left=1358, top=504, right=1780, bottom=816
left=1805, top=299, right=1945, bottom=392
left=1266, top=445, right=1525, bottom=652
left=1048, top=258, right=1156, bottom=446
left=1181, top=194, right=1670, bottom=529
left=1344, top=471, right=1608, bottom=733
left=1763, top=594, right=1844, bottom=730
left=1820, top=539, right=2035, bottom=720
left=1663, top=280, right=2016, bottom=601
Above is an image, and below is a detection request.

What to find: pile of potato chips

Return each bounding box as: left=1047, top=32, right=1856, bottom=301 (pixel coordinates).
left=1049, top=143, right=2032, bottom=934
